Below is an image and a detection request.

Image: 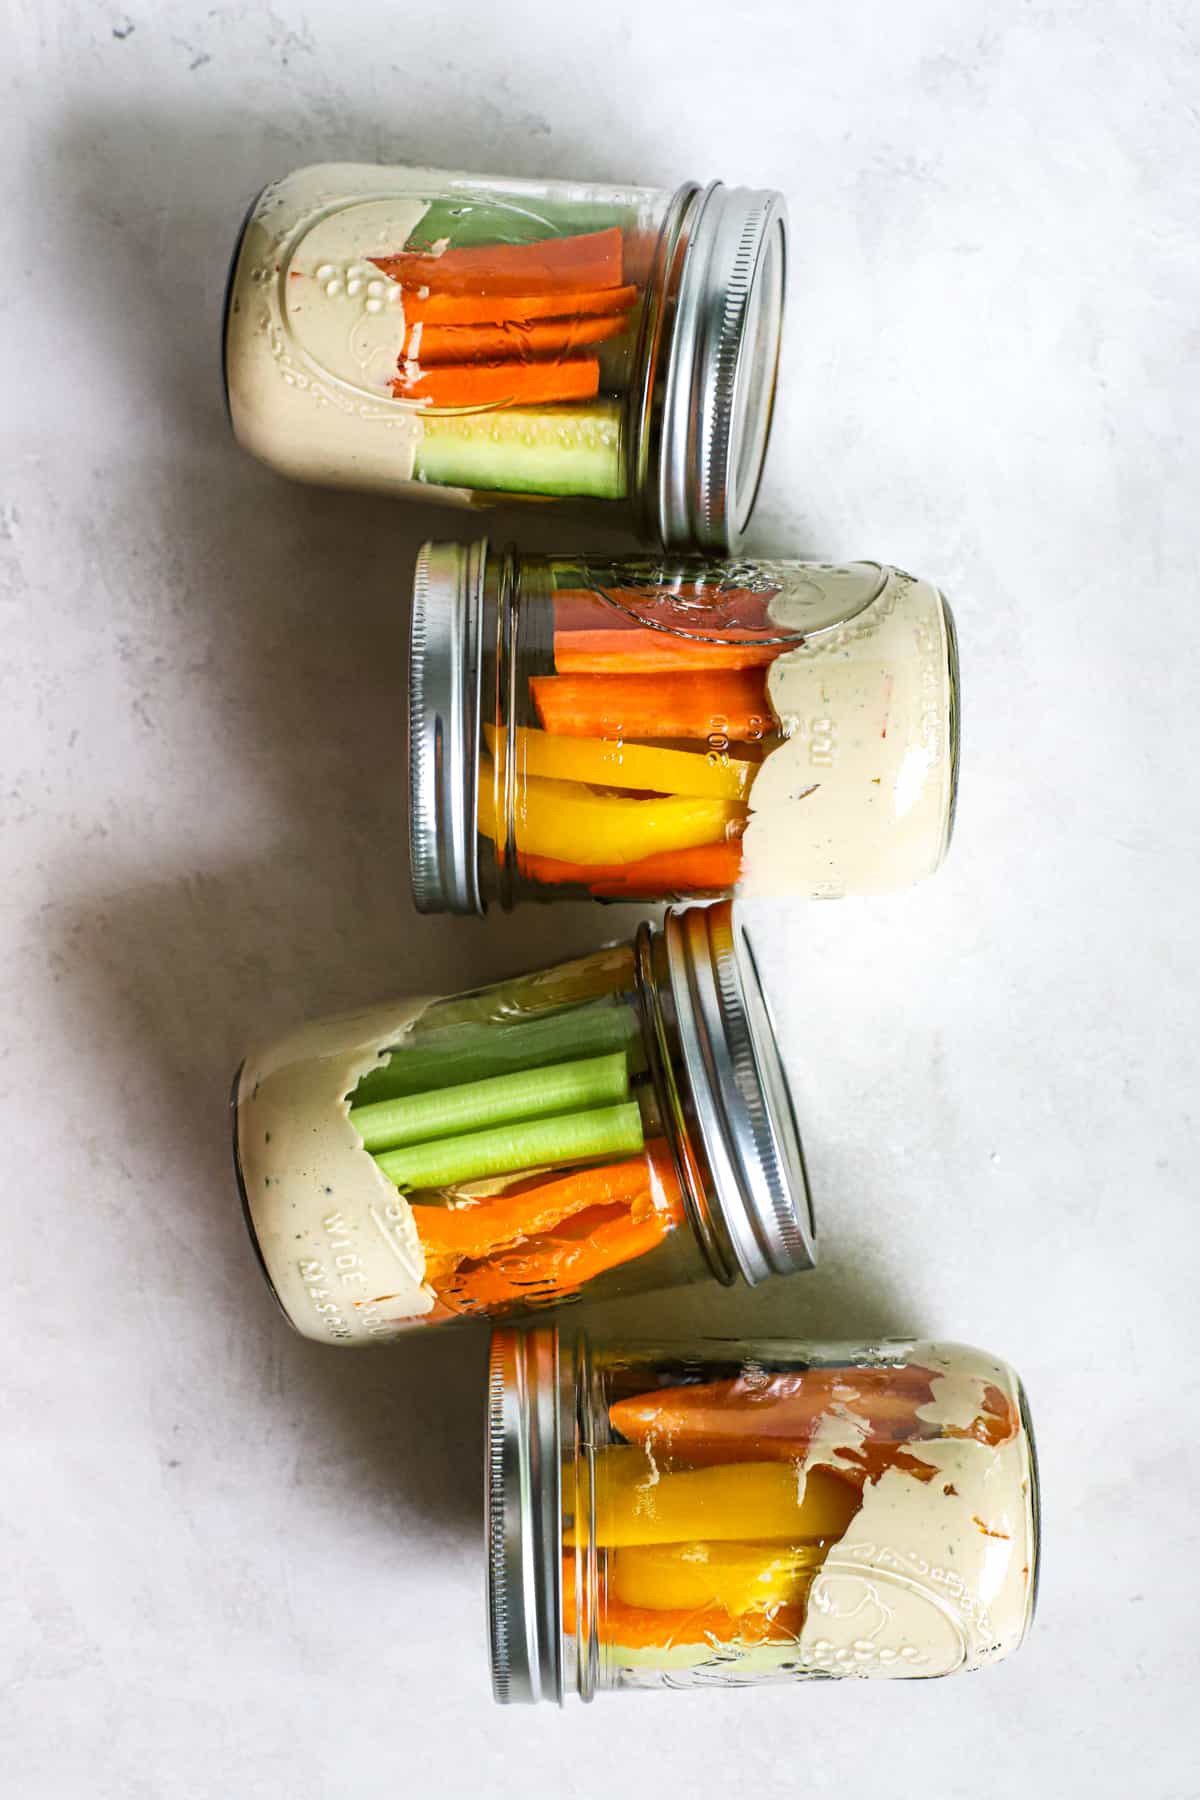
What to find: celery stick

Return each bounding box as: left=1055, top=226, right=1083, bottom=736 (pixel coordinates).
left=349, top=1001, right=643, bottom=1107
left=350, top=1051, right=630, bottom=1153
left=373, top=1101, right=644, bottom=1192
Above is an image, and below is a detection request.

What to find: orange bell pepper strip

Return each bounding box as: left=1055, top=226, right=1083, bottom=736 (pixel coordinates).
left=562, top=1559, right=807, bottom=1652
left=607, top=1366, right=941, bottom=1465
left=517, top=842, right=745, bottom=898
left=433, top=1164, right=685, bottom=1317
left=530, top=669, right=773, bottom=742
left=371, top=226, right=624, bottom=295
left=410, top=1144, right=673, bottom=1266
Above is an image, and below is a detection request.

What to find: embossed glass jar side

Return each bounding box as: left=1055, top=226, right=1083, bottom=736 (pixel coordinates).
left=223, top=164, right=786, bottom=548
left=487, top=1327, right=1039, bottom=1704
left=409, top=541, right=960, bottom=914
left=232, top=902, right=813, bottom=1346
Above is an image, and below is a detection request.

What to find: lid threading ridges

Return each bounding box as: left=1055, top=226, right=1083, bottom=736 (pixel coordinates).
left=699, top=197, right=769, bottom=546
left=486, top=1348, right=513, bottom=1704
left=485, top=1327, right=564, bottom=1707
left=659, top=184, right=787, bottom=551
left=664, top=901, right=815, bottom=1284
left=712, top=918, right=812, bottom=1272
left=406, top=546, right=437, bottom=904
left=407, top=539, right=488, bottom=916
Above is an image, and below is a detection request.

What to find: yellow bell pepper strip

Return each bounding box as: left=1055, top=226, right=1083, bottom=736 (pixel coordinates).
left=609, top=1539, right=828, bottom=1616
left=571, top=1452, right=862, bottom=1548
left=484, top=723, right=755, bottom=802
left=477, top=762, right=745, bottom=867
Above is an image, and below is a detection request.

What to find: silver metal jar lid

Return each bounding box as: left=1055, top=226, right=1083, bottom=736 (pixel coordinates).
left=654, top=183, right=788, bottom=552
left=664, top=900, right=815, bottom=1284
left=408, top=538, right=488, bottom=915
left=487, top=1325, right=564, bottom=1706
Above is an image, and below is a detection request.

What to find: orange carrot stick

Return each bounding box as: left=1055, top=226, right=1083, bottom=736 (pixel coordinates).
left=405, top=284, right=638, bottom=327
left=394, top=359, right=600, bottom=409
left=607, top=1367, right=941, bottom=1465
left=552, top=588, right=779, bottom=637
left=554, top=629, right=783, bottom=674
left=372, top=227, right=623, bottom=295
left=519, top=842, right=744, bottom=897
left=530, top=670, right=773, bottom=742
left=409, top=313, right=629, bottom=365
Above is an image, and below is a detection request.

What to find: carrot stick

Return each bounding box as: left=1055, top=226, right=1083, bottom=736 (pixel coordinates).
left=554, top=629, right=783, bottom=674
left=409, top=313, right=629, bottom=365
left=405, top=284, right=638, bottom=327
left=607, top=1367, right=940, bottom=1466
left=394, top=359, right=600, bottom=409
left=530, top=670, right=773, bottom=742
left=519, top=842, right=744, bottom=897
left=552, top=588, right=779, bottom=637
left=371, top=227, right=623, bottom=295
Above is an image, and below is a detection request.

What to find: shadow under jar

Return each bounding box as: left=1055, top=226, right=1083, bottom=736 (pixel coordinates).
left=489, top=1328, right=1040, bottom=1703
left=223, top=163, right=786, bottom=549
left=232, top=903, right=812, bottom=1344
left=410, top=542, right=960, bottom=912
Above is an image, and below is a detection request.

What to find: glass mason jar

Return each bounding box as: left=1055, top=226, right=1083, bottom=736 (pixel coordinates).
left=488, top=1327, right=1040, bottom=1702
left=223, top=163, right=787, bottom=549
left=231, top=903, right=812, bottom=1344
left=410, top=541, right=960, bottom=912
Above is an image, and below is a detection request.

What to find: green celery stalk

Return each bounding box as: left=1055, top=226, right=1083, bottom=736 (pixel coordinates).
left=350, top=1051, right=630, bottom=1154
left=373, top=1101, right=644, bottom=1192
left=349, top=1001, right=643, bottom=1107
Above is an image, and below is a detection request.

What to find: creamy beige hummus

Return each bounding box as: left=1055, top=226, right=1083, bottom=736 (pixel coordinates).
left=225, top=165, right=431, bottom=492
left=235, top=999, right=438, bottom=1344
left=797, top=1343, right=1036, bottom=1678
left=740, top=567, right=957, bottom=899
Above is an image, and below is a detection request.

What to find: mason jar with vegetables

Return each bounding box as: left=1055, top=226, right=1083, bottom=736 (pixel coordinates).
left=410, top=542, right=960, bottom=913
left=232, top=903, right=812, bottom=1343
left=489, top=1328, right=1040, bottom=1703
left=223, top=163, right=786, bottom=549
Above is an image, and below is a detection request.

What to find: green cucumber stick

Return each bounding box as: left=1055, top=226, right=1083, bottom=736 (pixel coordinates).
left=373, top=1101, right=644, bottom=1192
left=349, top=1001, right=644, bottom=1108
left=350, top=1051, right=630, bottom=1154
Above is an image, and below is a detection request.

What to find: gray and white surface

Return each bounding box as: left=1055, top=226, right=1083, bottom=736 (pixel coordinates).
left=3, top=3, right=1198, bottom=1795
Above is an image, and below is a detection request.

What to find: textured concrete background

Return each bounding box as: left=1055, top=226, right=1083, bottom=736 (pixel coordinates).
left=2, top=3, right=1198, bottom=1795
